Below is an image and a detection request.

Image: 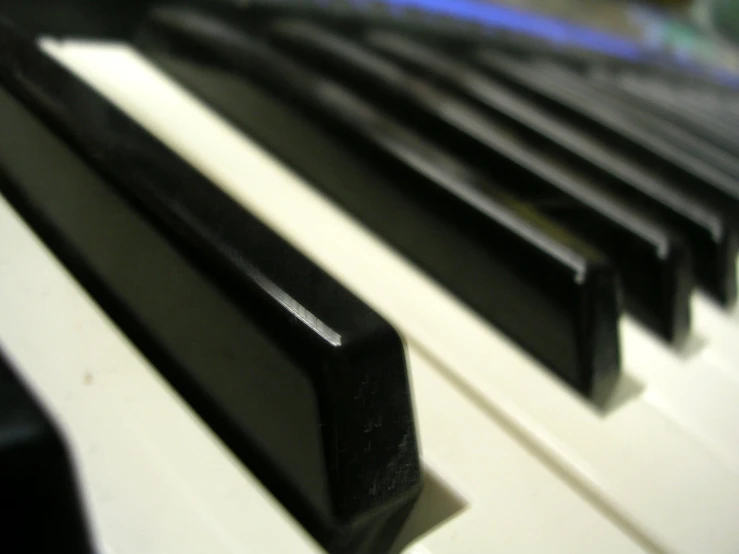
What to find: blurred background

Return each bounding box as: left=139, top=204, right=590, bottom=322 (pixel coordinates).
left=0, top=0, right=738, bottom=75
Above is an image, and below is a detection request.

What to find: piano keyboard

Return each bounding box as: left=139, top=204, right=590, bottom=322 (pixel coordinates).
left=1, top=5, right=739, bottom=552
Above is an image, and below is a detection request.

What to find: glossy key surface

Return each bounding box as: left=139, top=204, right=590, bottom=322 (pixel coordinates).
left=137, top=7, right=623, bottom=399
left=363, top=31, right=738, bottom=307
left=264, top=19, right=692, bottom=345
left=0, top=18, right=421, bottom=554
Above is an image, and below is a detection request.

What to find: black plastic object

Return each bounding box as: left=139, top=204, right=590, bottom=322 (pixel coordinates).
left=0, top=350, right=92, bottom=554
left=363, top=31, right=738, bottom=307
left=136, top=7, right=623, bottom=399
left=265, top=19, right=692, bottom=345
left=0, top=19, right=421, bottom=554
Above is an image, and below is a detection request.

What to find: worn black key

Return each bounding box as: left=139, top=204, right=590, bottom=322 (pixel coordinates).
left=364, top=31, right=738, bottom=307
left=265, top=20, right=692, bottom=345
left=0, top=19, right=421, bottom=554
left=136, top=8, right=622, bottom=399
left=0, top=349, right=92, bottom=554
left=474, top=52, right=739, bottom=224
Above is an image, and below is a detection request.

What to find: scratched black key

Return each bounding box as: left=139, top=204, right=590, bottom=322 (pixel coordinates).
left=473, top=52, right=739, bottom=224
left=363, top=31, right=738, bottom=307
left=0, top=19, right=421, bottom=554
left=264, top=20, right=692, bottom=345
left=136, top=7, right=622, bottom=398
left=0, top=349, right=92, bottom=554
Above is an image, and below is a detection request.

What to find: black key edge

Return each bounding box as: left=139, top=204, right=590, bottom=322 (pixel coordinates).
left=135, top=9, right=623, bottom=399
left=0, top=18, right=422, bottom=554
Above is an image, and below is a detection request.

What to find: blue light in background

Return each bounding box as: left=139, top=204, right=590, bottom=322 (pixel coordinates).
left=266, top=0, right=739, bottom=84
left=333, top=0, right=739, bottom=83
left=345, top=0, right=648, bottom=59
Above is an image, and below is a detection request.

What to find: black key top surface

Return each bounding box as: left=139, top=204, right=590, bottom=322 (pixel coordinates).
left=137, top=7, right=623, bottom=399
left=265, top=20, right=692, bottom=345
left=0, top=19, right=421, bottom=554
left=364, top=31, right=738, bottom=307
left=0, top=349, right=92, bottom=554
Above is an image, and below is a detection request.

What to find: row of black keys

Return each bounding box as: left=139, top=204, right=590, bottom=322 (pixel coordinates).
left=137, top=6, right=739, bottom=383
left=1, top=6, right=738, bottom=554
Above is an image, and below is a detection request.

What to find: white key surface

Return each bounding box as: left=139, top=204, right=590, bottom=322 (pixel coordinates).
left=26, top=40, right=739, bottom=552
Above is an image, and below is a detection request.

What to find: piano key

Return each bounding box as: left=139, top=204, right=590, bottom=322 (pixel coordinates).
left=611, top=73, right=739, bottom=154
left=363, top=31, right=738, bottom=307
left=264, top=19, right=692, bottom=345
left=0, top=21, right=421, bottom=554
left=53, top=41, right=739, bottom=553
left=585, top=69, right=739, bottom=164
left=0, top=153, right=650, bottom=554
left=619, top=317, right=739, bottom=467
left=0, top=350, right=92, bottom=554
left=0, top=193, right=324, bottom=554
left=528, top=63, right=739, bottom=179
left=692, top=294, right=739, bottom=379
left=574, top=76, right=739, bottom=181
left=135, top=8, right=622, bottom=399
left=593, top=63, right=739, bottom=110
left=474, top=52, right=739, bottom=222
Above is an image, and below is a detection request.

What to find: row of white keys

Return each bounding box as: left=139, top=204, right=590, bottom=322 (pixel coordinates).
left=0, top=115, right=646, bottom=554
left=46, top=41, right=739, bottom=552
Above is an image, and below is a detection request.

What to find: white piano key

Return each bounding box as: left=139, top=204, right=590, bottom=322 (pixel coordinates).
left=621, top=317, right=739, bottom=468
left=47, top=41, right=739, bottom=553
left=0, top=108, right=647, bottom=554
left=692, top=292, right=739, bottom=380
left=405, top=349, right=647, bottom=553
left=0, top=195, right=322, bottom=554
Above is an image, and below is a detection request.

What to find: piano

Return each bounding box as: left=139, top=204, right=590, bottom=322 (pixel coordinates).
left=1, top=1, right=739, bottom=552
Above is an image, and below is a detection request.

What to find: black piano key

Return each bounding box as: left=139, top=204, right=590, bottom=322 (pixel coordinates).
left=364, top=31, right=738, bottom=307
left=0, top=19, right=421, bottom=554
left=0, top=350, right=92, bottom=554
left=265, top=20, right=692, bottom=345
left=136, top=7, right=623, bottom=399
left=474, top=52, right=739, bottom=224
